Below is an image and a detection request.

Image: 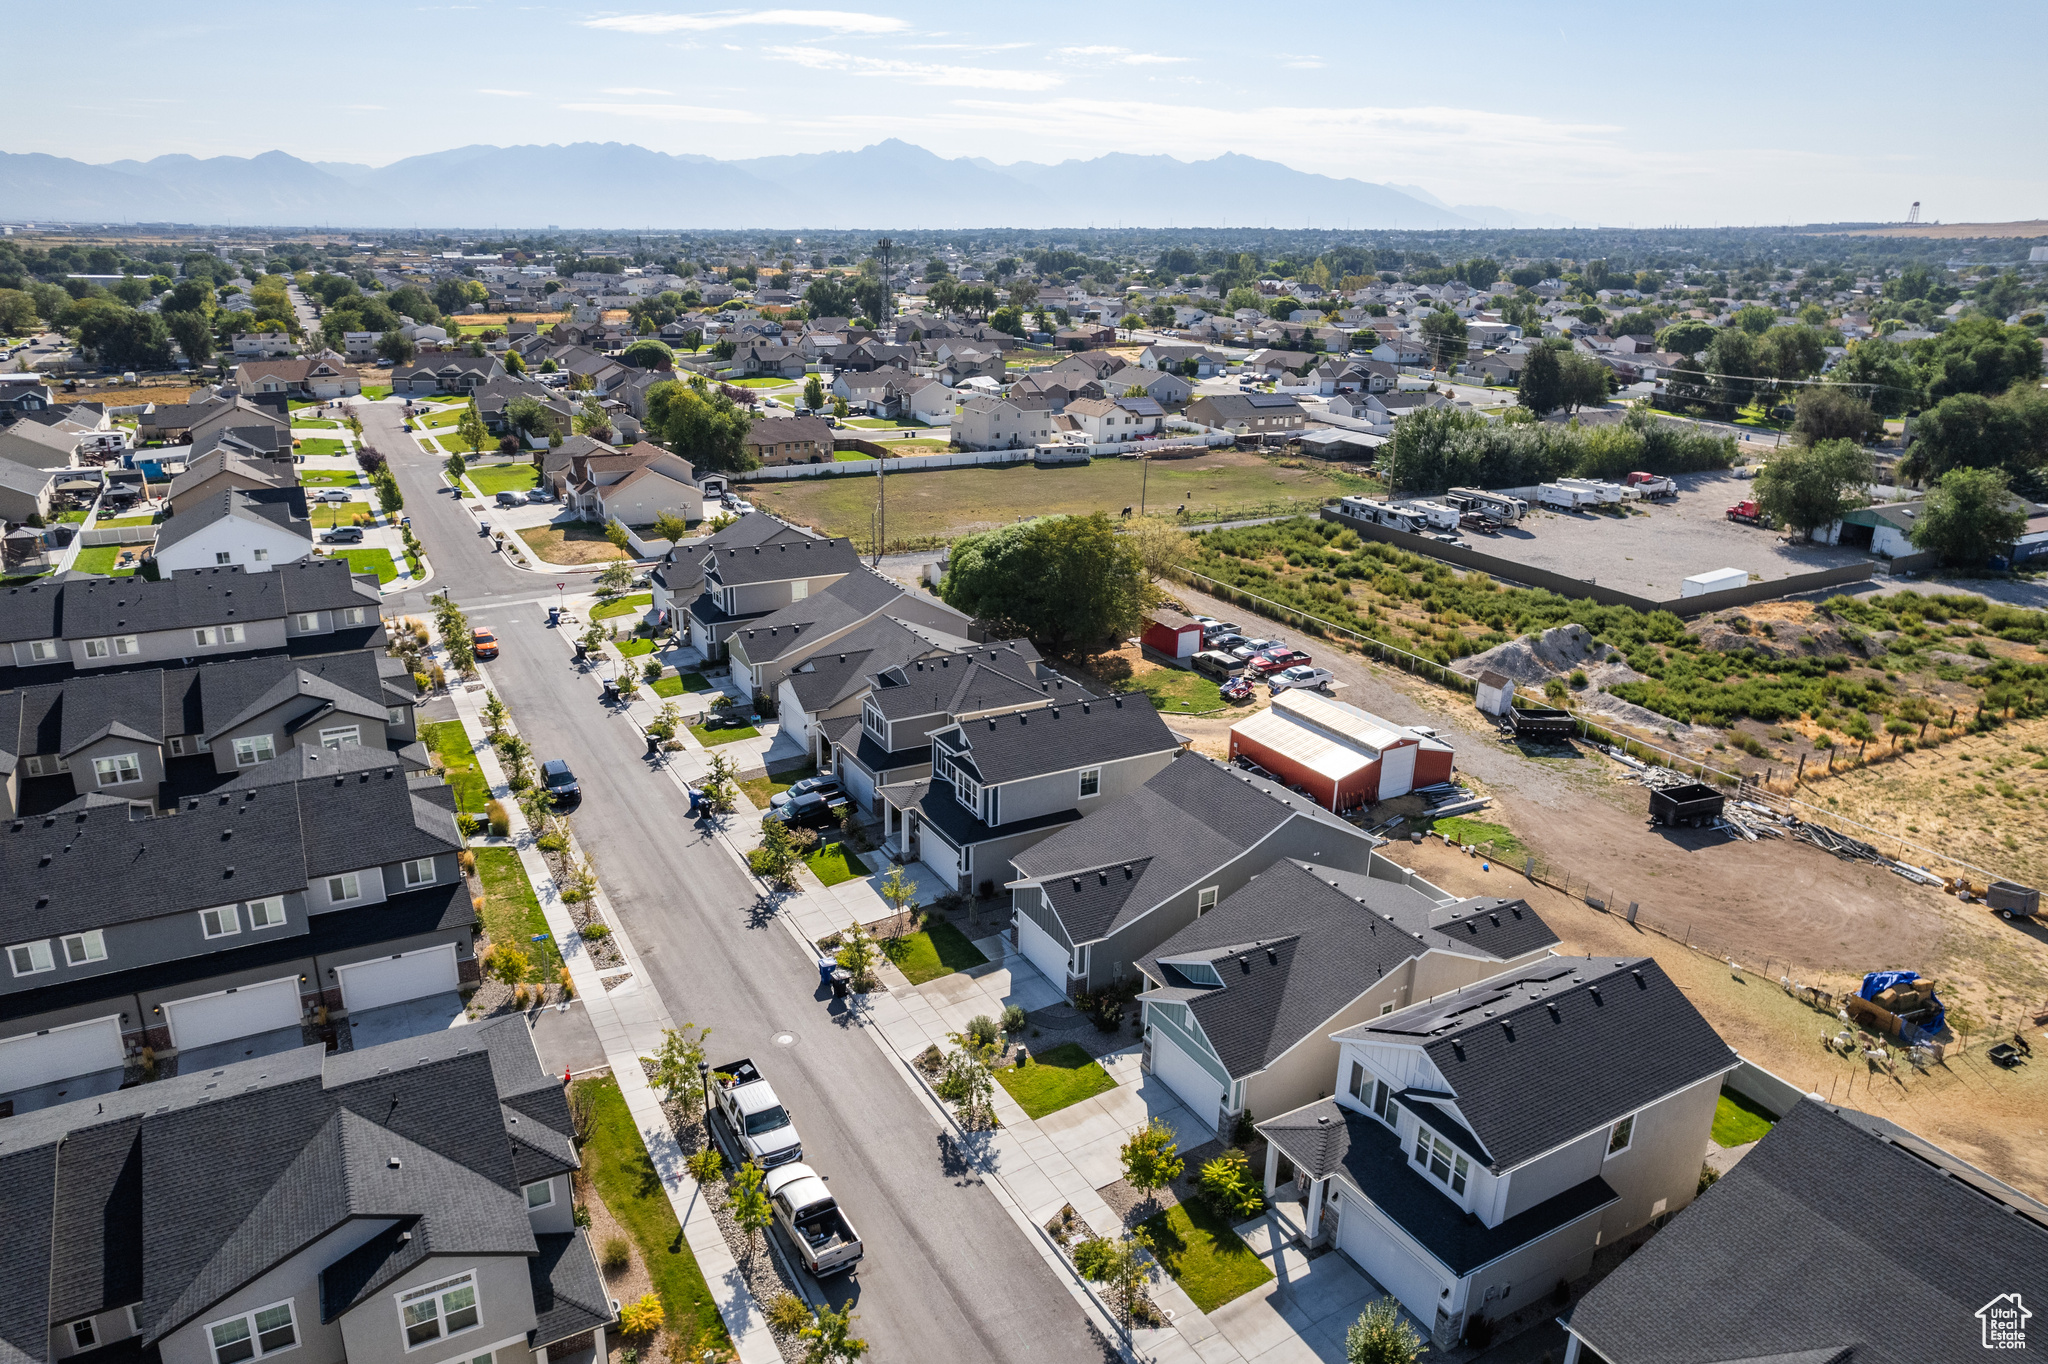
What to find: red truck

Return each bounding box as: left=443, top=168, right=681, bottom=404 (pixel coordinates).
left=1726, top=499, right=1773, bottom=528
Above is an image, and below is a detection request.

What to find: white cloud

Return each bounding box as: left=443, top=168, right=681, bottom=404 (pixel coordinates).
left=764, top=45, right=1063, bottom=91
left=904, top=41, right=1031, bottom=52
left=583, top=8, right=908, bottom=35
left=601, top=86, right=674, bottom=95
left=560, top=101, right=764, bottom=122
left=1282, top=58, right=1324, bottom=69
left=1115, top=53, right=1185, bottom=65
left=1057, top=45, right=1123, bottom=56
left=1054, top=45, right=1186, bottom=64
left=476, top=88, right=533, bottom=97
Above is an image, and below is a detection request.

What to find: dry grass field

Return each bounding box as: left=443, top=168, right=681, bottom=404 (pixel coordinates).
left=1804, top=220, right=2048, bottom=239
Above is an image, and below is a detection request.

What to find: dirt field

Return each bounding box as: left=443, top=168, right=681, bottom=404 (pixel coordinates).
left=1803, top=220, right=2048, bottom=239
left=59, top=380, right=206, bottom=407
left=518, top=524, right=629, bottom=565
left=742, top=450, right=1371, bottom=545
left=1384, top=834, right=2048, bottom=1199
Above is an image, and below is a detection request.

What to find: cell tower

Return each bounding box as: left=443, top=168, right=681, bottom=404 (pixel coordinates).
left=1906, top=201, right=1922, bottom=224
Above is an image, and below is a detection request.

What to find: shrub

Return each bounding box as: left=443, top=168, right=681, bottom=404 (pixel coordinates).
left=617, top=1293, right=664, bottom=1337
left=536, top=830, right=568, bottom=853
left=765, top=1293, right=813, bottom=1336
left=965, top=1014, right=1001, bottom=1049
left=1001, top=1004, right=1027, bottom=1033
left=685, top=1147, right=724, bottom=1184
left=581, top=921, right=611, bottom=940
left=601, top=1236, right=631, bottom=1275
left=457, top=849, right=476, bottom=872
left=456, top=813, right=481, bottom=839
left=558, top=967, right=575, bottom=999
left=482, top=944, right=527, bottom=982
left=487, top=800, right=510, bottom=837
left=1071, top=1237, right=1119, bottom=1281
left=914, top=1043, right=944, bottom=1075
left=1198, top=1148, right=1266, bottom=1218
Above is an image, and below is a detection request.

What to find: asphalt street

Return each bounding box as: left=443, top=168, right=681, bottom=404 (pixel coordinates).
left=372, top=406, right=1109, bottom=1364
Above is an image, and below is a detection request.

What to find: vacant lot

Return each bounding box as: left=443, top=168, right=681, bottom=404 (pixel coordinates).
left=468, top=462, right=539, bottom=496
left=745, top=451, right=1372, bottom=545
left=520, top=524, right=627, bottom=565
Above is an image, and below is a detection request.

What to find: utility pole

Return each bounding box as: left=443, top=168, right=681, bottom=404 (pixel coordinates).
left=873, top=237, right=893, bottom=567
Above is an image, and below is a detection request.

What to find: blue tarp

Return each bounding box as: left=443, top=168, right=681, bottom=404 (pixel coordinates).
left=1859, top=971, right=1946, bottom=1040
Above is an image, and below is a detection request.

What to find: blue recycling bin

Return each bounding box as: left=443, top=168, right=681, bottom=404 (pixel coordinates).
left=817, top=956, right=838, bottom=986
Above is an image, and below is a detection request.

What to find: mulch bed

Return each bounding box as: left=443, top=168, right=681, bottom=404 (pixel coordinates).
left=535, top=826, right=626, bottom=969
left=1021, top=1001, right=1146, bottom=1061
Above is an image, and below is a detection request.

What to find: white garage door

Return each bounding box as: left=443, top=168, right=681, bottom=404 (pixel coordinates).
left=1339, top=1204, right=1445, bottom=1326
left=164, top=978, right=302, bottom=1050
left=916, top=823, right=961, bottom=888
left=1378, top=743, right=1418, bottom=801
left=0, top=1016, right=124, bottom=1093
left=1152, top=1029, right=1227, bottom=1130
left=337, top=944, right=459, bottom=1012
left=1015, top=910, right=1072, bottom=992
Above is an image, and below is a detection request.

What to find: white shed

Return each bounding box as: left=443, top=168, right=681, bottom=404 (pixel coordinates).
left=1474, top=668, right=1517, bottom=717
left=1681, top=567, right=1748, bottom=598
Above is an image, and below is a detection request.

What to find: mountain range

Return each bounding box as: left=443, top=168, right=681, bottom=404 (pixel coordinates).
left=0, top=140, right=1565, bottom=231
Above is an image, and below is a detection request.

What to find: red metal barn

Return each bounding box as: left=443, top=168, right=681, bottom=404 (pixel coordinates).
left=1141, top=609, right=1204, bottom=661
left=1229, top=689, right=1454, bottom=813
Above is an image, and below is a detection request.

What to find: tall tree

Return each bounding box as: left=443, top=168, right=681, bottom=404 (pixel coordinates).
left=647, top=381, right=755, bottom=473
left=1903, top=384, right=2048, bottom=483
left=1517, top=343, right=1564, bottom=414
left=1829, top=338, right=1919, bottom=416
left=1908, top=466, right=2029, bottom=567
left=940, top=513, right=1151, bottom=654
left=1914, top=316, right=2043, bottom=401
left=1791, top=386, right=1878, bottom=447
left=1753, top=438, right=1873, bottom=536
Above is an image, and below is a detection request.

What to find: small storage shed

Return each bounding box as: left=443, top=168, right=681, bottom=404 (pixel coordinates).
left=1681, top=567, right=1748, bottom=598
left=1474, top=668, right=1516, bottom=717
left=1141, top=608, right=1204, bottom=662
left=1229, top=688, right=1454, bottom=812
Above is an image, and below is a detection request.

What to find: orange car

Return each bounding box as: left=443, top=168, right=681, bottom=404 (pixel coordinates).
left=471, top=627, right=499, bottom=659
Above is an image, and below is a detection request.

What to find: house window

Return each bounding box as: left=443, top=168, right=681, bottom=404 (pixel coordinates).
left=200, top=905, right=241, bottom=938
left=114, top=635, right=139, bottom=655
left=295, top=613, right=320, bottom=630
left=8, top=940, right=54, bottom=976
left=1079, top=768, right=1100, bottom=798
left=1348, top=1061, right=1367, bottom=1101
left=524, top=1179, right=554, bottom=1209
left=28, top=639, right=59, bottom=661
left=195, top=627, right=219, bottom=645
left=344, top=608, right=366, bottom=625
left=253, top=549, right=269, bottom=563
left=62, top=930, right=106, bottom=966
left=206, top=1300, right=297, bottom=1364
left=83, top=638, right=111, bottom=659
left=319, top=725, right=361, bottom=749
left=234, top=735, right=276, bottom=766
left=248, top=897, right=287, bottom=930
left=168, top=736, right=187, bottom=756
left=216, top=553, right=233, bottom=565
left=1413, top=1128, right=1469, bottom=1195
left=223, top=624, right=244, bottom=643
left=1379, top=1002, right=1395, bottom=1016
left=403, top=858, right=437, bottom=887
left=388, top=704, right=408, bottom=726
left=94, top=753, right=143, bottom=787
left=72, top=1320, right=97, bottom=1350
left=328, top=873, right=362, bottom=904
left=1372, top=1079, right=1394, bottom=1124
left=790, top=580, right=809, bottom=601
left=1607, top=1115, right=1635, bottom=1157
left=1196, top=886, right=1219, bottom=916
left=399, top=1273, right=480, bottom=1350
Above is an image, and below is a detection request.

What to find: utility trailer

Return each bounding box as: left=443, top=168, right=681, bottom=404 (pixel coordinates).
left=1507, top=705, right=1577, bottom=740
left=1648, top=782, right=1726, bottom=827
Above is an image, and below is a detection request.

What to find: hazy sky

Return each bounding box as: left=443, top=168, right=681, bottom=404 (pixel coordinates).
left=18, top=0, right=2044, bottom=226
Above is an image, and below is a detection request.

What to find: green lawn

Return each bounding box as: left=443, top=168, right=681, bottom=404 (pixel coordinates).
left=740, top=762, right=814, bottom=810
left=293, top=418, right=340, bottom=429
left=593, top=592, right=653, bottom=621
left=1141, top=1200, right=1274, bottom=1313
left=1711, top=1088, right=1778, bottom=1148
left=299, top=469, right=364, bottom=487
left=295, top=438, right=347, bottom=459
left=725, top=376, right=798, bottom=388
left=99, top=513, right=158, bottom=529
left=834, top=450, right=874, bottom=462
left=617, top=636, right=655, bottom=658
left=421, top=408, right=466, bottom=429
left=363, top=385, right=392, bottom=400
left=844, top=415, right=929, bottom=429
left=71, top=545, right=137, bottom=576
left=467, top=462, right=540, bottom=495
left=805, top=842, right=867, bottom=887
left=651, top=672, right=711, bottom=698
left=884, top=438, right=952, bottom=452
left=1128, top=668, right=1225, bottom=713
left=54, top=508, right=89, bottom=524
left=326, top=547, right=398, bottom=583
left=690, top=722, right=760, bottom=746
left=885, top=919, right=989, bottom=984
left=473, top=846, right=561, bottom=976
left=1421, top=816, right=1526, bottom=860
left=994, top=1042, right=1117, bottom=1119
left=421, top=720, right=488, bottom=814
left=288, top=397, right=325, bottom=410
left=570, top=1076, right=728, bottom=1348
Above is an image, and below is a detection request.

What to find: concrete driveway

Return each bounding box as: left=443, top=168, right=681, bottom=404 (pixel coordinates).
left=346, top=991, right=468, bottom=1050
left=177, top=1025, right=308, bottom=1073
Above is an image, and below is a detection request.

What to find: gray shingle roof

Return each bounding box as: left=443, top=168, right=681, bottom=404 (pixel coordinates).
left=527, top=1231, right=616, bottom=1345
left=1568, top=1100, right=2048, bottom=1364
left=943, top=691, right=1175, bottom=786
left=152, top=487, right=310, bottom=554
left=1338, top=957, right=1737, bottom=1171
left=729, top=568, right=904, bottom=663
left=1137, top=859, right=1555, bottom=1079
left=704, top=534, right=860, bottom=588
left=867, top=642, right=1060, bottom=722
left=655, top=513, right=811, bottom=598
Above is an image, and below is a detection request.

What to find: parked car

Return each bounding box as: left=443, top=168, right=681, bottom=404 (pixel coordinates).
left=494, top=490, right=526, bottom=507
left=316, top=488, right=353, bottom=503
left=1205, top=632, right=1250, bottom=654
left=710, top=1058, right=803, bottom=1169
left=724, top=497, right=756, bottom=515
left=1219, top=675, right=1255, bottom=703
left=539, top=759, right=580, bottom=803
left=770, top=775, right=843, bottom=811
left=319, top=526, right=364, bottom=544
left=768, top=790, right=849, bottom=829
left=471, top=627, right=498, bottom=659
left=1191, top=650, right=1245, bottom=681
left=765, top=1163, right=864, bottom=1278
left=1250, top=646, right=1312, bottom=674
left=1267, top=665, right=1337, bottom=694
left=1200, top=621, right=1241, bottom=643
left=1228, top=637, right=1281, bottom=661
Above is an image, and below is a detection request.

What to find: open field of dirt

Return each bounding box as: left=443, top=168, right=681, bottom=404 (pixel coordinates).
left=58, top=380, right=206, bottom=407
left=1803, top=220, right=2048, bottom=239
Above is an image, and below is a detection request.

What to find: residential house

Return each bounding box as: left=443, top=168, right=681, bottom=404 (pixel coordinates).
left=1006, top=372, right=1102, bottom=413
left=650, top=513, right=810, bottom=645
left=390, top=355, right=507, bottom=396
left=741, top=415, right=836, bottom=467
left=1062, top=396, right=1159, bottom=445
left=1185, top=393, right=1307, bottom=435
left=732, top=343, right=807, bottom=380
left=0, top=419, right=79, bottom=473
left=952, top=395, right=1053, bottom=451
left=231, top=332, right=300, bottom=359
left=187, top=397, right=290, bottom=449
left=1137, top=857, right=1559, bottom=1142
left=1230, top=690, right=1455, bottom=813
left=1138, top=343, right=1219, bottom=376
left=1563, top=1098, right=2048, bottom=1364
left=149, top=488, right=313, bottom=576
left=830, top=373, right=905, bottom=417
left=678, top=530, right=861, bottom=660
left=1250, top=350, right=1319, bottom=380
left=535, top=435, right=626, bottom=500
left=782, top=627, right=1039, bottom=768
left=930, top=344, right=1004, bottom=386
left=1040, top=352, right=1128, bottom=386
left=166, top=451, right=299, bottom=515
left=189, top=422, right=296, bottom=468
left=1257, top=956, right=1738, bottom=1349
left=562, top=443, right=704, bottom=529
left=724, top=564, right=978, bottom=704
left=233, top=355, right=361, bottom=401
left=901, top=378, right=955, bottom=426
left=0, top=376, right=55, bottom=419
left=0, top=1013, right=612, bottom=1364
left=1369, top=338, right=1429, bottom=366
left=135, top=402, right=218, bottom=443
left=473, top=378, right=573, bottom=437
left=1112, top=368, right=1193, bottom=408
left=0, top=462, right=57, bottom=527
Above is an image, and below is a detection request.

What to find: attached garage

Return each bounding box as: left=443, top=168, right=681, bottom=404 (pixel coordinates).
left=336, top=944, right=460, bottom=1013
left=1015, top=908, right=1073, bottom=992
left=914, top=821, right=962, bottom=891
left=1151, top=1026, right=1228, bottom=1132
left=163, top=977, right=303, bottom=1050
left=1338, top=1202, right=1447, bottom=1327
left=0, top=1016, right=125, bottom=1094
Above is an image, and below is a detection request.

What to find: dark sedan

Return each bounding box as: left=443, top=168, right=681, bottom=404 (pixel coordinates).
left=540, top=759, right=580, bottom=804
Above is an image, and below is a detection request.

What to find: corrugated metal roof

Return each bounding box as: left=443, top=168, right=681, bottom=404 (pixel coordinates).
left=1230, top=708, right=1376, bottom=782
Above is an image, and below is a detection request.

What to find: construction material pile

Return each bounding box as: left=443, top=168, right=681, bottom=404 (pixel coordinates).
left=1417, top=780, right=1489, bottom=819
left=1844, top=970, right=1947, bottom=1042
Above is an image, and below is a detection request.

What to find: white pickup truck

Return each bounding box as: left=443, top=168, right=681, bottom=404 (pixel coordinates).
left=764, top=1163, right=864, bottom=1278
left=710, top=1058, right=804, bottom=1170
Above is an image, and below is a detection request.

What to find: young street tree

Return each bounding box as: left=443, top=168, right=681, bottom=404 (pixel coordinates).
left=1908, top=466, right=2029, bottom=568
left=798, top=1304, right=868, bottom=1364
left=649, top=1022, right=712, bottom=1114
left=1119, top=1119, right=1184, bottom=1213
left=457, top=403, right=489, bottom=455
left=729, top=1161, right=774, bottom=1263
left=1753, top=438, right=1873, bottom=537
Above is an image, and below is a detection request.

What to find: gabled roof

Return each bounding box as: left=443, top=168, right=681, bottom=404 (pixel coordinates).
left=866, top=640, right=1056, bottom=722
left=945, top=691, right=1175, bottom=787
left=1139, top=860, right=1557, bottom=1079
left=152, top=487, right=310, bottom=555
left=705, top=534, right=860, bottom=588
left=1336, top=956, right=1737, bottom=1171
left=779, top=616, right=950, bottom=714
left=729, top=568, right=905, bottom=663
left=1569, top=1100, right=2048, bottom=1364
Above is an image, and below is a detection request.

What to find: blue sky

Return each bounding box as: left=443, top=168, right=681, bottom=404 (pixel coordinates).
left=21, top=1, right=2046, bottom=225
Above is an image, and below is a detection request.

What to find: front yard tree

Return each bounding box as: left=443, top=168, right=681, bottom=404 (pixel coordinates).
left=647, top=381, right=756, bottom=473
left=835, top=919, right=879, bottom=991
left=443, top=452, right=467, bottom=484
left=1516, top=342, right=1563, bottom=414
left=649, top=1023, right=713, bottom=1114
left=803, top=374, right=825, bottom=411
left=940, top=512, right=1150, bottom=654
left=799, top=1305, right=868, bottom=1364
left=1753, top=438, right=1873, bottom=538
left=652, top=510, right=689, bottom=542
left=1119, top=1119, right=1184, bottom=1212
left=594, top=559, right=634, bottom=601
left=730, top=1161, right=774, bottom=1263
left=457, top=402, right=489, bottom=454
left=1909, top=466, right=2029, bottom=568
left=377, top=330, right=415, bottom=364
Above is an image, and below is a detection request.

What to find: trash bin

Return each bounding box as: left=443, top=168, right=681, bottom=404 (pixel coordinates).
left=548, top=607, right=561, bottom=626
left=574, top=642, right=588, bottom=662
left=830, top=969, right=852, bottom=999
left=817, top=957, right=838, bottom=986
left=646, top=732, right=661, bottom=757
left=601, top=682, right=619, bottom=703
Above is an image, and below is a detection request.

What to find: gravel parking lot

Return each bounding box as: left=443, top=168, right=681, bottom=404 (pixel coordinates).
left=1474, top=468, right=1872, bottom=598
